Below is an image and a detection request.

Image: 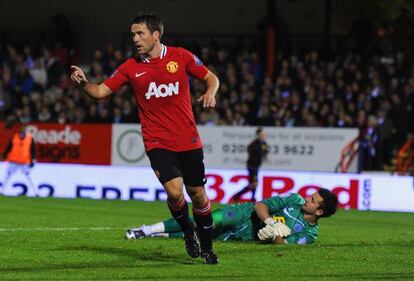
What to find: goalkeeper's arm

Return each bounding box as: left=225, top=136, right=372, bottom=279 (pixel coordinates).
left=254, top=202, right=273, bottom=224
left=254, top=202, right=286, bottom=227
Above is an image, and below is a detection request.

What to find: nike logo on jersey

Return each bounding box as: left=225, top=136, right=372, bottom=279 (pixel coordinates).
left=145, top=82, right=180, bottom=100
left=135, top=72, right=146, bottom=78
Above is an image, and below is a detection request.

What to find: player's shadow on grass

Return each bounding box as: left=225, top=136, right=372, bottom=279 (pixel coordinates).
left=0, top=246, right=201, bottom=275
left=61, top=245, right=200, bottom=265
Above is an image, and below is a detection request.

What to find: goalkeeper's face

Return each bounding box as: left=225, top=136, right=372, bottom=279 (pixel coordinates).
left=302, top=192, right=324, bottom=217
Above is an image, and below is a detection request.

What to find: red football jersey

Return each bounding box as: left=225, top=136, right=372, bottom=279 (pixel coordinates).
left=104, top=45, right=208, bottom=152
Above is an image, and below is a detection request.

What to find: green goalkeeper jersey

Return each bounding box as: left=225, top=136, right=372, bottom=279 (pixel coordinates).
left=214, top=193, right=319, bottom=244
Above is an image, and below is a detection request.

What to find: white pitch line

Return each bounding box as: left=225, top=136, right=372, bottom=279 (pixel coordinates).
left=0, top=227, right=125, bottom=232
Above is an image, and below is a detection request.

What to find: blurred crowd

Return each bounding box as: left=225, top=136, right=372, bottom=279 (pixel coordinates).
left=200, top=48, right=414, bottom=170
left=0, top=42, right=139, bottom=125
left=1, top=39, right=414, bottom=170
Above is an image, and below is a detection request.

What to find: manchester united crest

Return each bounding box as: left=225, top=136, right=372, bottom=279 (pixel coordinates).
left=166, top=61, right=178, bottom=73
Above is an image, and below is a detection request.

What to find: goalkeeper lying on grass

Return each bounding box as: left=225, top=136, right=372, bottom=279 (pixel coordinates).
left=126, top=189, right=338, bottom=245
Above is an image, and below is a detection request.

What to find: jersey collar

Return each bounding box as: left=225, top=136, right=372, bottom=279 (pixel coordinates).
left=139, top=44, right=167, bottom=63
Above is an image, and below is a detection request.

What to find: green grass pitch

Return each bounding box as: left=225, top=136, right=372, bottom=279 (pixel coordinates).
left=0, top=196, right=413, bottom=281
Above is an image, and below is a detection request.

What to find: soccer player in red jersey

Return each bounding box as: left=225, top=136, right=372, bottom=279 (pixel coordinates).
left=70, top=14, right=219, bottom=264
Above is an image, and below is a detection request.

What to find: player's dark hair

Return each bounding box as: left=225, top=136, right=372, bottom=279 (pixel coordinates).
left=131, top=14, right=164, bottom=37
left=256, top=127, right=263, bottom=136
left=317, top=188, right=338, bottom=218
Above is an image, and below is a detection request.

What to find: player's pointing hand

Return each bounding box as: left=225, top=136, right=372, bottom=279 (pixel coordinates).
left=70, top=65, right=88, bottom=85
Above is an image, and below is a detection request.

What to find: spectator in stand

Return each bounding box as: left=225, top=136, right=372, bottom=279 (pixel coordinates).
left=112, top=107, right=122, bottom=123
left=10, top=63, right=35, bottom=97
left=43, top=49, right=62, bottom=88
left=97, top=106, right=111, bottom=123
left=29, top=58, right=48, bottom=90
left=85, top=104, right=100, bottom=123
left=37, top=107, right=52, bottom=122
left=121, top=100, right=138, bottom=123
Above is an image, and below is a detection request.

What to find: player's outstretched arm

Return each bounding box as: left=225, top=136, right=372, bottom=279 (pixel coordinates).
left=197, top=70, right=219, bottom=108
left=70, top=65, right=113, bottom=100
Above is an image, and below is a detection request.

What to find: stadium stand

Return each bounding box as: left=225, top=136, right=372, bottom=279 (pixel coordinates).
left=1, top=37, right=414, bottom=172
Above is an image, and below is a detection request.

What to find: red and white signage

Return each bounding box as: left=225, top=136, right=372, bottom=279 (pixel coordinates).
left=1, top=162, right=413, bottom=212
left=204, top=169, right=360, bottom=209
left=0, top=122, right=112, bottom=165
left=26, top=124, right=112, bottom=165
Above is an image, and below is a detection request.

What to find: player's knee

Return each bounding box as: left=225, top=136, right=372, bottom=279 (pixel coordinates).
left=163, top=179, right=185, bottom=201
left=189, top=190, right=208, bottom=207
left=193, top=197, right=206, bottom=208
left=167, top=190, right=185, bottom=202
left=187, top=187, right=203, bottom=197
left=186, top=187, right=197, bottom=198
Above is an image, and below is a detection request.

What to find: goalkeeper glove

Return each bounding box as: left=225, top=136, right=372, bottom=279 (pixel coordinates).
left=264, top=218, right=277, bottom=226
left=258, top=222, right=292, bottom=241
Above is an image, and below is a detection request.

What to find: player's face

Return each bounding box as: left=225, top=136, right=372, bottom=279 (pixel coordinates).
left=258, top=131, right=265, bottom=141
left=131, top=23, right=159, bottom=55
left=302, top=192, right=324, bottom=216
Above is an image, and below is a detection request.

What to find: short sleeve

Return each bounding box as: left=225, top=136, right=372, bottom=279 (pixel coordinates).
left=261, top=193, right=305, bottom=213
left=180, top=48, right=208, bottom=80
left=103, top=61, right=129, bottom=93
